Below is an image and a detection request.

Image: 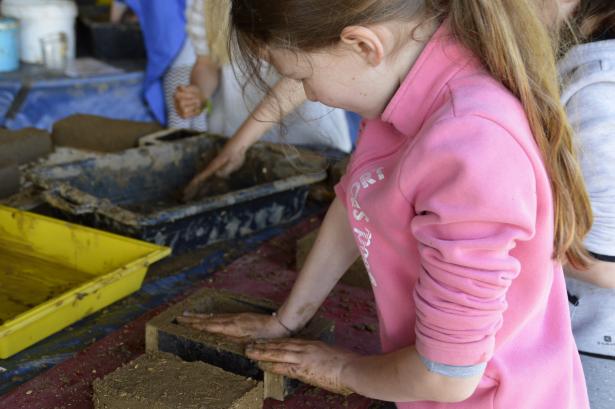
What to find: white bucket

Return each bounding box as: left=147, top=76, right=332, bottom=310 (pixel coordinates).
left=1, top=0, right=77, bottom=64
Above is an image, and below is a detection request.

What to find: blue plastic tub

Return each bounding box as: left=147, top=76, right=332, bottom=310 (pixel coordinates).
left=31, top=135, right=328, bottom=253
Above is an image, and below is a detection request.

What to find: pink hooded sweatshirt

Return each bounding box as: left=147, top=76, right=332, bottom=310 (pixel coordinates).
left=336, top=23, right=589, bottom=409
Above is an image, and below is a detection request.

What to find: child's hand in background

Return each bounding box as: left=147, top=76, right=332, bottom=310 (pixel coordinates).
left=174, top=85, right=205, bottom=119
left=182, top=138, right=249, bottom=202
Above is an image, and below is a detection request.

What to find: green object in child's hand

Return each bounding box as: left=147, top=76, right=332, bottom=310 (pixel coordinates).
left=202, top=99, right=213, bottom=115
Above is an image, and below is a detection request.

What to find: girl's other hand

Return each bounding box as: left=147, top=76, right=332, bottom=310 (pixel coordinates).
left=175, top=312, right=291, bottom=340
left=247, top=339, right=358, bottom=396
left=174, top=85, right=204, bottom=119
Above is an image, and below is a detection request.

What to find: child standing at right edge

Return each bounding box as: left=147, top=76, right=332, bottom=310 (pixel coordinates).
left=556, top=1, right=615, bottom=408
left=178, top=1, right=593, bottom=407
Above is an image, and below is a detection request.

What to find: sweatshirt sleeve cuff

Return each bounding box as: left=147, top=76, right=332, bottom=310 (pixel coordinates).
left=419, top=354, right=487, bottom=378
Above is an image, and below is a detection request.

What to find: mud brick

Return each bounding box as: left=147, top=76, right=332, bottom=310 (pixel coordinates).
left=93, top=352, right=262, bottom=409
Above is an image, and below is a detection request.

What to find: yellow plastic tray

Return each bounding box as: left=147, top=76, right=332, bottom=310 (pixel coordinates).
left=0, top=205, right=171, bottom=358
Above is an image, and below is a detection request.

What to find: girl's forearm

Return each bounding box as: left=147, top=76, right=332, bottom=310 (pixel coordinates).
left=278, top=198, right=360, bottom=330
left=342, top=347, right=481, bottom=404
left=255, top=77, right=307, bottom=123
left=229, top=111, right=276, bottom=150
left=231, top=77, right=308, bottom=148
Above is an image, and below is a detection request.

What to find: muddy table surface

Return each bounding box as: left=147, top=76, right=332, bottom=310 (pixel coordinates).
left=0, top=213, right=383, bottom=409
left=0, top=208, right=318, bottom=399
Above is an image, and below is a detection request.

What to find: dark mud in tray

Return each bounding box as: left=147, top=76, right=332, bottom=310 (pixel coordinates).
left=192, top=158, right=278, bottom=198
left=123, top=146, right=317, bottom=215
left=123, top=159, right=276, bottom=214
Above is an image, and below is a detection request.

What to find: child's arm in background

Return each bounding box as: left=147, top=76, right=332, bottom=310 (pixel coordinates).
left=178, top=0, right=310, bottom=199
left=177, top=197, right=360, bottom=336
left=175, top=56, right=221, bottom=119
left=174, top=0, right=222, bottom=119
left=565, top=260, right=615, bottom=289
left=182, top=77, right=307, bottom=201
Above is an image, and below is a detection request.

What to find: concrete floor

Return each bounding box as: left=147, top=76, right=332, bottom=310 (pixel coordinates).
left=581, top=354, right=615, bottom=409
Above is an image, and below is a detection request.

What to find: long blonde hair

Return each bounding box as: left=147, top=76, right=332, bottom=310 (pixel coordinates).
left=230, top=0, right=593, bottom=268
left=204, top=0, right=231, bottom=65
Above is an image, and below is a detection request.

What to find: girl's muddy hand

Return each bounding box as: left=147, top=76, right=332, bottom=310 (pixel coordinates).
left=175, top=312, right=291, bottom=340
left=246, top=339, right=358, bottom=396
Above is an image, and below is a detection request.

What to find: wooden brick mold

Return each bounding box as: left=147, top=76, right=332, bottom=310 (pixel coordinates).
left=145, top=288, right=335, bottom=401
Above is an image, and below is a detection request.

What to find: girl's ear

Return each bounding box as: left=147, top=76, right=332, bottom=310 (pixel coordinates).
left=340, top=26, right=386, bottom=66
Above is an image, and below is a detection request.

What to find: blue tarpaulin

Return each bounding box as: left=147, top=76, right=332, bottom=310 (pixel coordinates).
left=0, top=71, right=156, bottom=131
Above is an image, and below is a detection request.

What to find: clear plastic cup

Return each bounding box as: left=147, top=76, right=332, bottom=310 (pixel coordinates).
left=40, top=32, right=69, bottom=71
